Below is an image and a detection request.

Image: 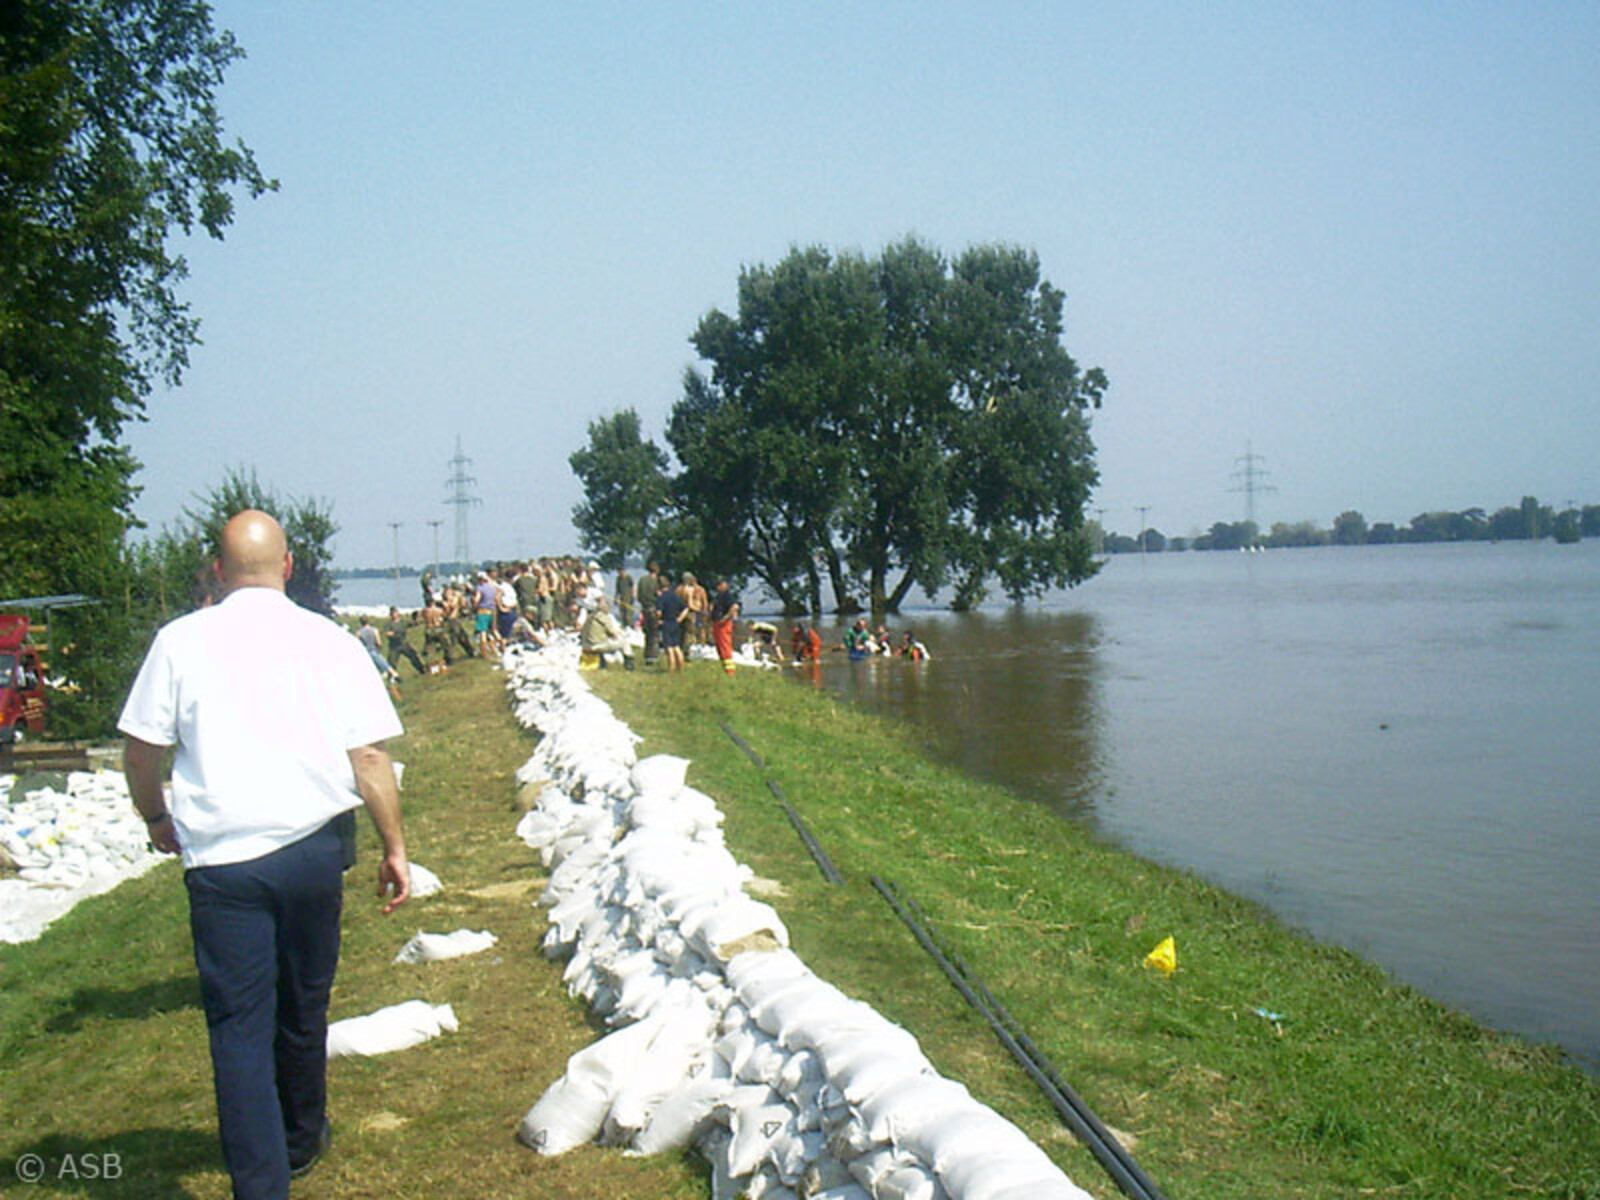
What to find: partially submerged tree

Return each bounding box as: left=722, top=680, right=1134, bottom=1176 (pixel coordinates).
left=645, top=238, right=1105, bottom=617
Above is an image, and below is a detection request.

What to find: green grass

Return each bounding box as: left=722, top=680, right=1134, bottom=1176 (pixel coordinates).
left=3, top=655, right=1597, bottom=1199
left=590, top=662, right=1600, bottom=1200
left=0, top=660, right=705, bottom=1199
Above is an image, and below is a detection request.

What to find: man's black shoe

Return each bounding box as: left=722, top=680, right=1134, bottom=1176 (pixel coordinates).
left=289, top=1119, right=331, bottom=1180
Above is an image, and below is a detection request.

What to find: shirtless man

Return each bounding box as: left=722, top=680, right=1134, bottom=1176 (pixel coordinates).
left=421, top=595, right=452, bottom=671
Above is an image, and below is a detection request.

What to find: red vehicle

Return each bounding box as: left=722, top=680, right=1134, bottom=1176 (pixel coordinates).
left=0, top=614, right=47, bottom=745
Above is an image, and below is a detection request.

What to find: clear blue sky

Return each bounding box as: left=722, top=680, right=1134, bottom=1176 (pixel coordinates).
left=125, top=1, right=1600, bottom=568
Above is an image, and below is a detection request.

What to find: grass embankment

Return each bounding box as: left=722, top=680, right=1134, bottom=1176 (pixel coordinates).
left=590, top=664, right=1600, bottom=1200
left=3, top=656, right=1596, bottom=1199
left=0, top=660, right=703, bottom=1199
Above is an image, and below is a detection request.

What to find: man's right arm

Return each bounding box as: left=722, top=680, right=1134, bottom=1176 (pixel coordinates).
left=348, top=743, right=409, bottom=914
left=123, top=736, right=180, bottom=855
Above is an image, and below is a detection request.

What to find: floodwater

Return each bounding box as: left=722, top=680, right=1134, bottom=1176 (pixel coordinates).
left=796, top=541, right=1600, bottom=1071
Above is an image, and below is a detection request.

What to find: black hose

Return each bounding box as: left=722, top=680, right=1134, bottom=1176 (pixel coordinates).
left=720, top=721, right=843, bottom=885
left=717, top=719, right=766, bottom=769
left=872, top=876, right=1169, bottom=1200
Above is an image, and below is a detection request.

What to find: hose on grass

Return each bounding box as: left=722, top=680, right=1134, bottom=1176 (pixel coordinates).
left=720, top=720, right=844, bottom=885
left=872, top=875, right=1170, bottom=1200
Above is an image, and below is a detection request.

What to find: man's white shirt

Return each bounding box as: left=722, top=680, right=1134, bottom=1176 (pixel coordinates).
left=118, top=588, right=403, bottom=868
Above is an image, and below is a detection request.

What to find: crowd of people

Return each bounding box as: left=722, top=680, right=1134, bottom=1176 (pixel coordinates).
left=359, top=557, right=929, bottom=684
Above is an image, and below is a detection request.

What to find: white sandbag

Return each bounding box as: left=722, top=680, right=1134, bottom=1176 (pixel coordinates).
left=627, top=1058, right=734, bottom=1156
left=605, top=998, right=719, bottom=1138
left=858, top=1077, right=974, bottom=1145
left=914, top=1108, right=1044, bottom=1174
left=700, top=1128, right=746, bottom=1200
left=518, top=1075, right=611, bottom=1155
left=630, top=754, right=690, bottom=798
left=326, top=1000, right=458, bottom=1058
left=940, top=1147, right=1089, bottom=1200
left=802, top=1155, right=859, bottom=1196
left=721, top=1086, right=794, bottom=1178
left=875, top=1163, right=949, bottom=1200
left=833, top=1046, right=936, bottom=1107
left=393, top=928, right=497, bottom=964
left=984, top=1181, right=1096, bottom=1200
left=517, top=1013, right=663, bottom=1154
left=682, top=895, right=789, bottom=962
left=810, top=1186, right=871, bottom=1200
left=407, top=862, right=443, bottom=898
left=768, top=1127, right=826, bottom=1184
left=746, top=1166, right=798, bottom=1199
left=846, top=1145, right=907, bottom=1192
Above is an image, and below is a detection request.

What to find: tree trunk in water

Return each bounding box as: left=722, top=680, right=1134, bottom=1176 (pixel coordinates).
left=825, top=546, right=859, bottom=614
left=886, top=569, right=917, bottom=614
left=805, top=559, right=823, bottom=618
left=869, top=561, right=887, bottom=624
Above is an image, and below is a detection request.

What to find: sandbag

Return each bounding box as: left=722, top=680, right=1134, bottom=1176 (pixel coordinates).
left=630, top=754, right=690, bottom=798
left=393, top=928, right=497, bottom=964
left=326, top=1000, right=458, bottom=1058
left=518, top=1073, right=612, bottom=1155
left=407, top=862, right=444, bottom=898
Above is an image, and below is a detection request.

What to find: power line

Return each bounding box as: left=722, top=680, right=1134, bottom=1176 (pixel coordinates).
left=1229, top=440, right=1277, bottom=528
left=386, top=521, right=404, bottom=607
left=444, top=435, right=481, bottom=569
left=426, top=519, right=443, bottom=581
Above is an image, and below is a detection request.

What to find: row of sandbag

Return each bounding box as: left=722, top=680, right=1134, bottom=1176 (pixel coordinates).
left=0, top=770, right=167, bottom=943
left=502, top=636, right=1091, bottom=1200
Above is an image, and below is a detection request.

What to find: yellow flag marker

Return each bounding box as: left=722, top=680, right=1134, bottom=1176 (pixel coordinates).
left=1143, top=935, right=1177, bottom=975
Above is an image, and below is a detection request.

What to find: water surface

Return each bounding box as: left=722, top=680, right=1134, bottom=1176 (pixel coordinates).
left=797, top=541, right=1600, bottom=1070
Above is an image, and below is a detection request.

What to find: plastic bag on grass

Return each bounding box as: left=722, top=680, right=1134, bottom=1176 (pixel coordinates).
left=326, top=1000, right=457, bottom=1058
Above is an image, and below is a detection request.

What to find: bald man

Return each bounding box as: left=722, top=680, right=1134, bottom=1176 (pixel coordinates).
left=119, top=510, right=410, bottom=1199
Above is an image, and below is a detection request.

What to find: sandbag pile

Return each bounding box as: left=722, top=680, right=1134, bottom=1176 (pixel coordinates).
left=502, top=637, right=1091, bottom=1200
left=0, top=770, right=167, bottom=944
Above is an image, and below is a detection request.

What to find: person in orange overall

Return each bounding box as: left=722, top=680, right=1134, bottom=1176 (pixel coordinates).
left=710, top=580, right=740, bottom=674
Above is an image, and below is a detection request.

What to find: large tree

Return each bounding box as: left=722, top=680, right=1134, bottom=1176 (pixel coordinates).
left=0, top=0, right=273, bottom=593
left=568, top=409, right=672, bottom=570
left=662, top=239, right=1105, bottom=617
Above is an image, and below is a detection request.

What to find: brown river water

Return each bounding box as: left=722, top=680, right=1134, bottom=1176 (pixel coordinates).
left=790, top=541, right=1600, bottom=1072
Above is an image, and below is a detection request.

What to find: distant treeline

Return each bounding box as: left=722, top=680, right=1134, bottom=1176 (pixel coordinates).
left=332, top=563, right=474, bottom=580
left=1105, top=497, right=1599, bottom=553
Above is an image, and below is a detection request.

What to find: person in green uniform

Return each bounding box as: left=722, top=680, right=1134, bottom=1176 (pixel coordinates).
left=638, top=560, right=662, bottom=664
left=385, top=608, right=426, bottom=675
left=615, top=566, right=635, bottom=627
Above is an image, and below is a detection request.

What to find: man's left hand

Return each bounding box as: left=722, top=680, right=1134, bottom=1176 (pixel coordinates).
left=148, top=814, right=181, bottom=855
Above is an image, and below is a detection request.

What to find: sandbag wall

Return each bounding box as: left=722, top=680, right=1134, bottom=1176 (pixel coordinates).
left=504, top=637, right=1092, bottom=1200
left=0, top=770, right=167, bottom=944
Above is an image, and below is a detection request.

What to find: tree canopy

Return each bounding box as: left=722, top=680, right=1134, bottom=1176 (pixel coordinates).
left=568, top=409, right=671, bottom=570
left=577, top=239, right=1105, bottom=616
left=1, top=0, right=273, bottom=736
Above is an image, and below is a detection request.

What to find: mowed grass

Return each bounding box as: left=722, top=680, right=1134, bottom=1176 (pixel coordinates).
left=0, top=660, right=706, bottom=1199
left=591, top=661, right=1600, bottom=1200
left=4, top=653, right=1597, bottom=1199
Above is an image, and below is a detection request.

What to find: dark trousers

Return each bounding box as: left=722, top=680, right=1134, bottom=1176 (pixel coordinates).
left=185, top=821, right=344, bottom=1200
left=387, top=638, right=426, bottom=676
